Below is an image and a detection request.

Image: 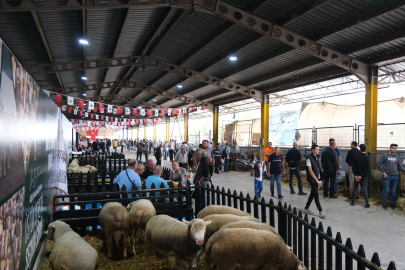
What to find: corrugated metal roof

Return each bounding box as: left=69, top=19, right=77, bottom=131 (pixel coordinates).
left=150, top=9, right=228, bottom=64
left=0, top=12, right=50, bottom=65
left=131, top=68, right=165, bottom=85
left=252, top=0, right=308, bottom=23
left=184, top=84, right=223, bottom=99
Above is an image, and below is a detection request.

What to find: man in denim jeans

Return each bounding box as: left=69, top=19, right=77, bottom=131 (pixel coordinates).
left=286, top=142, right=307, bottom=195
left=268, top=147, right=285, bottom=199
left=377, top=143, right=405, bottom=210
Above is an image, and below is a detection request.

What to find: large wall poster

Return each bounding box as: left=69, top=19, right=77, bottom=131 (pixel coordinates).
left=0, top=39, right=60, bottom=270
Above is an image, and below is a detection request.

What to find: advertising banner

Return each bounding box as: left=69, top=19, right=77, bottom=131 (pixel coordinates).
left=0, top=40, right=61, bottom=270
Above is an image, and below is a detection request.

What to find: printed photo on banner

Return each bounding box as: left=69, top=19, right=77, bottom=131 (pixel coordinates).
left=88, top=101, right=94, bottom=110
left=113, top=108, right=117, bottom=114
left=67, top=96, right=74, bottom=105
left=125, top=107, right=130, bottom=115
left=107, top=105, right=112, bottom=113
left=0, top=186, right=25, bottom=270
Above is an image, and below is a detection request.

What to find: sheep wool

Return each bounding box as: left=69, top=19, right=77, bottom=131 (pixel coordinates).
left=205, top=228, right=304, bottom=270
left=46, top=221, right=98, bottom=270
left=99, top=202, right=130, bottom=258
left=197, top=205, right=252, bottom=219
left=145, top=215, right=211, bottom=270
left=219, top=220, right=283, bottom=242
left=128, top=200, right=156, bottom=254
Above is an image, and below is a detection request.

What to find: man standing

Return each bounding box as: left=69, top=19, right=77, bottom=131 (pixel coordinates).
left=377, top=143, right=405, bottom=210
left=286, top=142, right=307, bottom=195
left=304, top=145, right=326, bottom=218
left=92, top=140, right=99, bottom=153
left=212, top=143, right=221, bottom=174
left=163, top=141, right=168, bottom=160
left=155, top=144, right=162, bottom=166
left=106, top=138, right=111, bottom=156
left=98, top=139, right=106, bottom=156
left=168, top=139, right=175, bottom=162
left=321, top=141, right=340, bottom=198
left=194, top=140, right=213, bottom=167
left=221, top=142, right=230, bottom=173
left=144, top=139, right=150, bottom=161
left=171, top=161, right=187, bottom=182
left=174, top=145, right=189, bottom=170
left=324, top=138, right=342, bottom=194
left=136, top=140, right=144, bottom=162
left=351, top=144, right=371, bottom=207
left=346, top=141, right=360, bottom=200
left=264, top=142, right=274, bottom=179
left=113, top=139, right=118, bottom=152
left=268, top=147, right=285, bottom=199
left=113, top=159, right=142, bottom=198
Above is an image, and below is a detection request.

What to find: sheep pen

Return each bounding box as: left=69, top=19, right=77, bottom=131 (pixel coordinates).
left=41, top=229, right=210, bottom=270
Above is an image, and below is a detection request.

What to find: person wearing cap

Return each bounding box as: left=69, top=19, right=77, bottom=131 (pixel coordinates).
left=212, top=143, right=221, bottom=174
left=174, top=144, right=189, bottom=170
left=377, top=143, right=405, bottom=210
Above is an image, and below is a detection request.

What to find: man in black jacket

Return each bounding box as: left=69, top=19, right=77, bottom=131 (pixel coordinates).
left=155, top=144, right=162, bottom=166
left=286, top=142, right=307, bottom=195
left=321, top=141, right=340, bottom=198
left=304, top=144, right=325, bottom=218
left=351, top=144, right=370, bottom=207
left=346, top=141, right=360, bottom=200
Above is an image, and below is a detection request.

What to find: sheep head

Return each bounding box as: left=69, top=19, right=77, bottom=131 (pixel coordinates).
left=183, top=219, right=211, bottom=246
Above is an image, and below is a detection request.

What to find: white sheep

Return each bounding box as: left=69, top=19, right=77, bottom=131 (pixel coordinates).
left=197, top=205, right=252, bottom=219
left=46, top=220, right=98, bottom=270
left=127, top=200, right=156, bottom=254
left=99, top=202, right=130, bottom=258
left=145, top=215, right=211, bottom=270
left=85, top=165, right=98, bottom=172
left=205, top=228, right=304, bottom=270
left=219, top=220, right=282, bottom=242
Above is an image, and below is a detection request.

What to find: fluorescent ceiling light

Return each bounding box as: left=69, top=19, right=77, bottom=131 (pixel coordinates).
left=79, top=39, right=89, bottom=45
left=229, top=56, right=237, bottom=61
left=82, top=76, right=87, bottom=80
left=177, top=85, right=183, bottom=88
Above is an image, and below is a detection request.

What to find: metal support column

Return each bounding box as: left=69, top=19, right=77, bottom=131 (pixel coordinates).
left=213, top=106, right=219, bottom=146
left=184, top=113, right=189, bottom=142
left=365, top=66, right=378, bottom=167
left=144, top=125, right=147, bottom=140
left=261, top=95, right=269, bottom=149
left=137, top=126, right=139, bottom=140
left=166, top=117, right=170, bottom=141
left=153, top=122, right=156, bottom=140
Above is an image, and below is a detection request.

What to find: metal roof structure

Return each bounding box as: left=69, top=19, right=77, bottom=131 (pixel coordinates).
left=1, top=0, right=405, bottom=121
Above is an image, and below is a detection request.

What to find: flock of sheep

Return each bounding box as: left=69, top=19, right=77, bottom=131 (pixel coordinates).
left=46, top=203, right=304, bottom=270
left=67, top=158, right=97, bottom=174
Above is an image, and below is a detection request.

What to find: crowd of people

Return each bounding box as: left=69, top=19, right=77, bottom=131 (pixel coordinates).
left=257, top=138, right=404, bottom=219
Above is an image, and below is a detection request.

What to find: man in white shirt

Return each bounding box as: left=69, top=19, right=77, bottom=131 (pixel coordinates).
left=168, top=139, right=175, bottom=162
left=174, top=145, right=189, bottom=170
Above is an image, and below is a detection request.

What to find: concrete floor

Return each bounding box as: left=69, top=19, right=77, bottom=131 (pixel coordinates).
left=122, top=148, right=405, bottom=269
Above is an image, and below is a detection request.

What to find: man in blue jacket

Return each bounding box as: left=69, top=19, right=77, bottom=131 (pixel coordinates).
left=285, top=142, right=307, bottom=195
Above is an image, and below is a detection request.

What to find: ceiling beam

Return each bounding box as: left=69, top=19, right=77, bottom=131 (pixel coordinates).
left=31, top=11, right=64, bottom=88
left=144, top=0, right=269, bottom=101
left=364, top=48, right=405, bottom=66
left=260, top=67, right=350, bottom=93
left=0, top=0, right=193, bottom=12
left=195, top=1, right=369, bottom=79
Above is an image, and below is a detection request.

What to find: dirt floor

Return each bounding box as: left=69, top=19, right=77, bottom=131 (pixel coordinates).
left=41, top=229, right=208, bottom=270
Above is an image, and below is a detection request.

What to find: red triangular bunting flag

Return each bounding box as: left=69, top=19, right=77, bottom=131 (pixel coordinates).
left=161, top=109, right=165, bottom=117
left=68, top=106, right=72, bottom=113
left=80, top=110, right=83, bottom=116
left=94, top=107, right=98, bottom=113
left=133, top=108, right=137, bottom=115
left=101, top=116, right=104, bottom=120
left=144, top=119, right=147, bottom=124
left=91, top=114, right=94, bottom=119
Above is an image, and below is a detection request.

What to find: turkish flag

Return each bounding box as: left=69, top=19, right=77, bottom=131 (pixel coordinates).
left=99, top=103, right=104, bottom=112
left=161, top=109, right=165, bottom=117
left=79, top=99, right=85, bottom=108
left=80, top=110, right=83, bottom=116
left=189, top=107, right=194, bottom=112
left=133, top=108, right=137, bottom=115
left=94, top=107, right=98, bottom=113
left=88, top=128, right=98, bottom=140
left=144, top=119, right=147, bottom=124
left=68, top=106, right=72, bottom=113
left=111, top=117, right=114, bottom=122
left=117, top=106, right=123, bottom=115
left=147, top=109, right=152, bottom=116
left=91, top=114, right=94, bottom=119
left=56, top=93, right=63, bottom=103
left=173, top=108, right=180, bottom=115
left=101, top=115, right=104, bottom=120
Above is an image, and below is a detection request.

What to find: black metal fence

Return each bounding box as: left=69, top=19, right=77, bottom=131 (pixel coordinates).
left=195, top=184, right=397, bottom=270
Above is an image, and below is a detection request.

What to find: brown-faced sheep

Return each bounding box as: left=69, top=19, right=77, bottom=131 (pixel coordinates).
left=205, top=228, right=304, bottom=270
left=197, top=205, right=252, bottom=219
left=46, top=220, right=98, bottom=270
left=127, top=199, right=156, bottom=254
left=145, top=215, right=211, bottom=270
left=99, top=202, right=130, bottom=258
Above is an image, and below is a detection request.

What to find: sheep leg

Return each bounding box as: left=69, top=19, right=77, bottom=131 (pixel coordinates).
left=175, top=256, right=184, bottom=270
left=122, top=230, right=128, bottom=258
left=145, top=234, right=153, bottom=270
left=106, top=231, right=113, bottom=258
left=130, top=228, right=136, bottom=254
